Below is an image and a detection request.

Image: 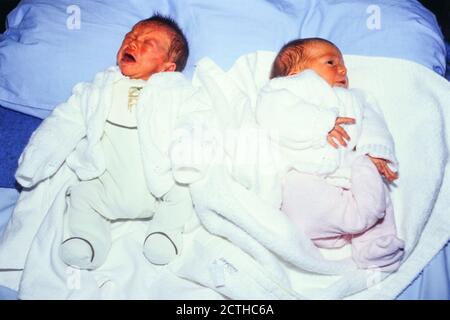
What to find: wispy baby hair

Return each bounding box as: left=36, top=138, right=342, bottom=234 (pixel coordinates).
left=140, top=13, right=189, bottom=72
left=270, top=37, right=337, bottom=79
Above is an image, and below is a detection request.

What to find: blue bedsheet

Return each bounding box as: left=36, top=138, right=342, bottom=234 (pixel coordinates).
left=0, top=106, right=42, bottom=188
left=1, top=0, right=446, bottom=119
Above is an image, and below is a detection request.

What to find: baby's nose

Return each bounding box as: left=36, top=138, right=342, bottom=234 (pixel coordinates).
left=338, top=66, right=347, bottom=76
left=128, top=40, right=138, bottom=50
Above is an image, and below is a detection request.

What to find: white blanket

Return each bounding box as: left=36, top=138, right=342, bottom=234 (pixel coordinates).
left=0, top=54, right=449, bottom=299
left=170, top=52, right=450, bottom=299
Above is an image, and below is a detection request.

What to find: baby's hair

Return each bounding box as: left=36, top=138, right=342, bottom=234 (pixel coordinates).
left=139, top=13, right=189, bottom=72
left=270, top=38, right=337, bottom=79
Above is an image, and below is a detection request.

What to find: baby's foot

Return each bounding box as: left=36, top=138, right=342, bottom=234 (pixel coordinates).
left=352, top=234, right=405, bottom=272
left=143, top=229, right=183, bottom=265
left=60, top=236, right=109, bottom=270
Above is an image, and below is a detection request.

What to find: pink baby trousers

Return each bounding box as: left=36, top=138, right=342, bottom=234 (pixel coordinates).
left=282, top=155, right=404, bottom=271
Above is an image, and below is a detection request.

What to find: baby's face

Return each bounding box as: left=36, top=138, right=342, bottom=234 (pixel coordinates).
left=117, top=22, right=176, bottom=80
left=294, top=42, right=348, bottom=88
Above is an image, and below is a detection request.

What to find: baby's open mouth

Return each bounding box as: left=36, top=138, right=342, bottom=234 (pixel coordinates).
left=336, top=79, right=348, bottom=87
left=122, top=52, right=136, bottom=63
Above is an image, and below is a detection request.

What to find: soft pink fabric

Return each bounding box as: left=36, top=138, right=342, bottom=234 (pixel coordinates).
left=281, top=155, right=404, bottom=271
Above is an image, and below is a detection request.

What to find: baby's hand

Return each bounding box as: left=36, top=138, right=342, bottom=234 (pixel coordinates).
left=327, top=117, right=355, bottom=148
left=368, top=155, right=398, bottom=183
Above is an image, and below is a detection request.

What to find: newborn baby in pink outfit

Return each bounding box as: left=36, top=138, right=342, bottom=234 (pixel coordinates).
left=257, top=38, right=405, bottom=271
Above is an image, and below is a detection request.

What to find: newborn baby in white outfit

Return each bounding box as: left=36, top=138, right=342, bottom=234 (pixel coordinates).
left=256, top=38, right=405, bottom=271
left=16, top=15, right=197, bottom=269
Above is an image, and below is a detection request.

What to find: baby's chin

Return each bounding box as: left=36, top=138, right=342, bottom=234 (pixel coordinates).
left=118, top=63, right=143, bottom=79
left=119, top=66, right=132, bottom=77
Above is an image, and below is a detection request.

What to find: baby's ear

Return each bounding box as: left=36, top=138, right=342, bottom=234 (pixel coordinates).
left=287, top=68, right=300, bottom=76
left=164, top=62, right=177, bottom=72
